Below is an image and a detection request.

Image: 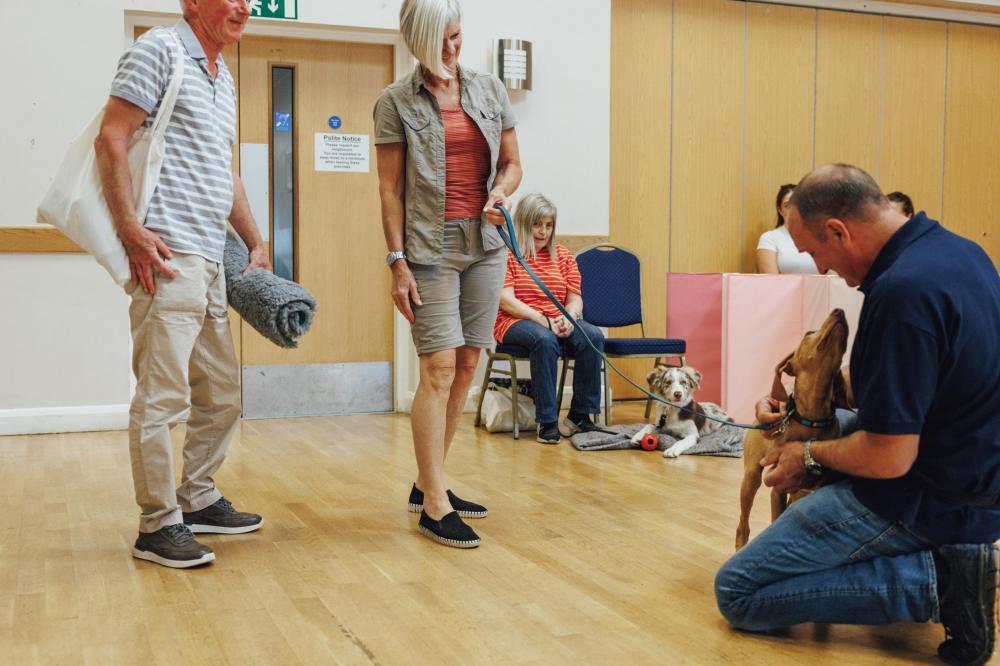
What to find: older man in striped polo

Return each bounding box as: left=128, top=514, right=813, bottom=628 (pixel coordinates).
left=95, top=0, right=269, bottom=569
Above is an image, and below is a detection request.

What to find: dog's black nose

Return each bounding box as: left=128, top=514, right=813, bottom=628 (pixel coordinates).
left=673, top=393, right=683, bottom=399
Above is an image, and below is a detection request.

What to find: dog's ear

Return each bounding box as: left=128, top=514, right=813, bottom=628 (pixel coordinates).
left=684, top=366, right=702, bottom=389
left=646, top=368, right=661, bottom=385
left=775, top=352, right=795, bottom=377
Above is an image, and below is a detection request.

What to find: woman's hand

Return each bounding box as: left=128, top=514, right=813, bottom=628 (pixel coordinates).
left=482, top=189, right=511, bottom=226
left=552, top=314, right=574, bottom=338
left=390, top=261, right=422, bottom=323
left=755, top=396, right=787, bottom=440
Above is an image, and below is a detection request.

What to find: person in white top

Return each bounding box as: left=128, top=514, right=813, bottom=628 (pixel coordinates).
left=756, top=183, right=820, bottom=274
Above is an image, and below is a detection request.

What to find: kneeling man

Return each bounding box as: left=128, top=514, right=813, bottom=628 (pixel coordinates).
left=715, top=164, right=1000, bottom=666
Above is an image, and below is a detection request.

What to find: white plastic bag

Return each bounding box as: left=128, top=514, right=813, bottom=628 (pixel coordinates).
left=481, top=381, right=537, bottom=433
left=36, top=32, right=184, bottom=285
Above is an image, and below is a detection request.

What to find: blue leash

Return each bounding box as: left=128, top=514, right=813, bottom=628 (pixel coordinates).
left=493, top=204, right=774, bottom=432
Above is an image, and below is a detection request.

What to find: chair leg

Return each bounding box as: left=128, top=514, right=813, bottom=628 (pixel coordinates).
left=475, top=355, right=494, bottom=428
left=603, top=358, right=612, bottom=426
left=556, top=357, right=570, bottom=417
left=510, top=359, right=520, bottom=440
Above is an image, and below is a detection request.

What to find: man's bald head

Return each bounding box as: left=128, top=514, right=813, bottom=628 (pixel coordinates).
left=790, top=164, right=889, bottom=233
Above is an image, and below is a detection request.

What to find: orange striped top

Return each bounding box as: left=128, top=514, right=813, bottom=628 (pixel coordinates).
left=494, top=244, right=582, bottom=342
left=442, top=108, right=490, bottom=219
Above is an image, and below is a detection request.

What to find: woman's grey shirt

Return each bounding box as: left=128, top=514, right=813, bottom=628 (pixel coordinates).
left=373, top=65, right=517, bottom=265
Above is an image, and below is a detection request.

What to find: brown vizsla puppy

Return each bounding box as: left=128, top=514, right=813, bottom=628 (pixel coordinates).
left=734, top=308, right=850, bottom=551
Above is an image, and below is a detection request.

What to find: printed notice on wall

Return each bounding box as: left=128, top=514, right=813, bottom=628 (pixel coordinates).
left=314, top=133, right=369, bottom=173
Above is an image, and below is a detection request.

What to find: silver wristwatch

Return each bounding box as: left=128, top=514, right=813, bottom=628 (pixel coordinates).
left=386, top=251, right=406, bottom=267
left=803, top=439, right=824, bottom=476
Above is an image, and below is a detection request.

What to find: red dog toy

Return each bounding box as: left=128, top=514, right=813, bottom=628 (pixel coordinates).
left=639, top=433, right=659, bottom=451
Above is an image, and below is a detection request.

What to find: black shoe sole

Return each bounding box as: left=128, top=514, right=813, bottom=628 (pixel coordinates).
left=408, top=503, right=487, bottom=519
left=418, top=525, right=481, bottom=548
left=132, top=547, right=215, bottom=569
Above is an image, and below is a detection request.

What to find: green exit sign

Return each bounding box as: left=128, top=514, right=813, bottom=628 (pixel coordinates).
left=248, top=0, right=297, bottom=20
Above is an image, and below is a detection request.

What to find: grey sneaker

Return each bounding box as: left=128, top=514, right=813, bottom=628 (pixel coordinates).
left=132, top=523, right=214, bottom=569
left=936, top=543, right=998, bottom=666
left=536, top=422, right=562, bottom=444
left=183, top=497, right=263, bottom=535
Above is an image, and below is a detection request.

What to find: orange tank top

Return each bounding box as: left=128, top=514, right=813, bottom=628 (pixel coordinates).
left=442, top=107, right=490, bottom=219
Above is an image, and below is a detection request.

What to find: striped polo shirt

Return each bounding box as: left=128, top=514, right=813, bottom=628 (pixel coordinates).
left=494, top=244, right=582, bottom=342
left=110, top=20, right=236, bottom=263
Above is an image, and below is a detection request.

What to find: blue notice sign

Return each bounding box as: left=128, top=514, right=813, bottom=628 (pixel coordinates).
left=328, top=115, right=342, bottom=129
left=274, top=112, right=291, bottom=133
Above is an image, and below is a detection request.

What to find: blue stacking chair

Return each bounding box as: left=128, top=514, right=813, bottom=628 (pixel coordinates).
left=558, top=243, right=686, bottom=425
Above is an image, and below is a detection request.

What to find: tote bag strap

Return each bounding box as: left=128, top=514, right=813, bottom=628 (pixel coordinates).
left=149, top=31, right=185, bottom=139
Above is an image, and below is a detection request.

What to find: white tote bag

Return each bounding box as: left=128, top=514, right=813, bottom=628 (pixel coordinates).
left=480, top=381, right=537, bottom=433
left=36, top=31, right=184, bottom=286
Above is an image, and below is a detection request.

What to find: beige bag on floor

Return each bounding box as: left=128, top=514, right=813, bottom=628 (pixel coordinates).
left=36, top=31, right=184, bottom=285
left=480, top=381, right=537, bottom=433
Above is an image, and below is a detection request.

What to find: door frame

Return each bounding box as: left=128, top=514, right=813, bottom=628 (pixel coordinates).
left=124, top=11, right=416, bottom=412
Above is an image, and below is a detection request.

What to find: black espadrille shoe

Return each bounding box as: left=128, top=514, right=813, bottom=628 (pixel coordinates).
left=418, top=510, right=481, bottom=548
left=407, top=485, right=488, bottom=518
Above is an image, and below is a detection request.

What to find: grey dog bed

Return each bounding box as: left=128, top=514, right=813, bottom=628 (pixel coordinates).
left=223, top=233, right=317, bottom=348
left=571, top=423, right=745, bottom=457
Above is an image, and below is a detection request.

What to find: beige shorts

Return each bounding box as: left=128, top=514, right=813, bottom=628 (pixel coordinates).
left=408, top=218, right=508, bottom=356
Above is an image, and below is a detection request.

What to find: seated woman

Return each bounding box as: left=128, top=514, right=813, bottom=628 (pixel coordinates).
left=756, top=183, right=821, bottom=274
left=887, top=191, right=914, bottom=219
left=494, top=193, right=605, bottom=444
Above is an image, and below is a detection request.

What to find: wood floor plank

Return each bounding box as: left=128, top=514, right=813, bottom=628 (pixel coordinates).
left=0, top=405, right=956, bottom=664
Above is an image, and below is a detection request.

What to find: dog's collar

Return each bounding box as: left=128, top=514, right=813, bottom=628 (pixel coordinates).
left=784, top=393, right=836, bottom=430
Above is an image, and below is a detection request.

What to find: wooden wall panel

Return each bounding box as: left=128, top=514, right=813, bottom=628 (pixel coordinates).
left=744, top=3, right=816, bottom=273
left=671, top=0, right=745, bottom=274
left=942, top=22, right=1000, bottom=265
left=881, top=17, right=947, bottom=219
left=815, top=10, right=881, bottom=178
left=609, top=0, right=672, bottom=399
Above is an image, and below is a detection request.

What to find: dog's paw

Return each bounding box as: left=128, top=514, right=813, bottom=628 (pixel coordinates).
left=663, top=445, right=683, bottom=458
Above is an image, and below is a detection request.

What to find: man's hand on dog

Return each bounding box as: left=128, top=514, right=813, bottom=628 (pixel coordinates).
left=755, top=397, right=787, bottom=440
left=760, top=442, right=808, bottom=494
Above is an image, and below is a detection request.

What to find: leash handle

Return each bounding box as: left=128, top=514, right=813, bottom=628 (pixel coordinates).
left=493, top=204, right=772, bottom=432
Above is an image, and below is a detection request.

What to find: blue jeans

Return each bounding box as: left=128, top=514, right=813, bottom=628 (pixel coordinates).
left=502, top=319, right=605, bottom=424
left=715, top=478, right=940, bottom=631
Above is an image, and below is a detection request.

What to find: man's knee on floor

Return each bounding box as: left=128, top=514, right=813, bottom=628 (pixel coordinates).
left=714, top=557, right=761, bottom=630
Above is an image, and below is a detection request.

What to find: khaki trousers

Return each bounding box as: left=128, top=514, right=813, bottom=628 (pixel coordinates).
left=127, top=253, right=241, bottom=533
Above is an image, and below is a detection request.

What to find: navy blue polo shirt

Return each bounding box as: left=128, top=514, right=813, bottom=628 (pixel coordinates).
left=850, top=212, right=1000, bottom=544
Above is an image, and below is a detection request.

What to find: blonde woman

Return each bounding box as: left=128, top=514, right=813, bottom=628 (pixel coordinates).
left=495, top=193, right=605, bottom=444
left=374, top=0, right=522, bottom=548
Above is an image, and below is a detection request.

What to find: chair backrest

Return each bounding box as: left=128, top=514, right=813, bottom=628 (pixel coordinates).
left=575, top=243, right=644, bottom=329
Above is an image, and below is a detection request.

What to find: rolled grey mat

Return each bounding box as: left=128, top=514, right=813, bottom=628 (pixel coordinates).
left=571, top=423, right=745, bottom=457
left=223, top=233, right=317, bottom=348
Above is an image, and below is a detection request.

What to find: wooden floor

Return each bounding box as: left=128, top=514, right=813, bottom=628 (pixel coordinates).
left=0, top=404, right=964, bottom=665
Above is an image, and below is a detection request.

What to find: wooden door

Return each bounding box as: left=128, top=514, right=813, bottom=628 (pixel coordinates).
left=237, top=36, right=395, bottom=367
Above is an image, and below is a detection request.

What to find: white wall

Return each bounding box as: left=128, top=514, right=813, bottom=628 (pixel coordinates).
left=0, top=0, right=609, bottom=433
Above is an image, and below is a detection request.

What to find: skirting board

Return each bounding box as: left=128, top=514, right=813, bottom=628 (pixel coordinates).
left=0, top=404, right=129, bottom=436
